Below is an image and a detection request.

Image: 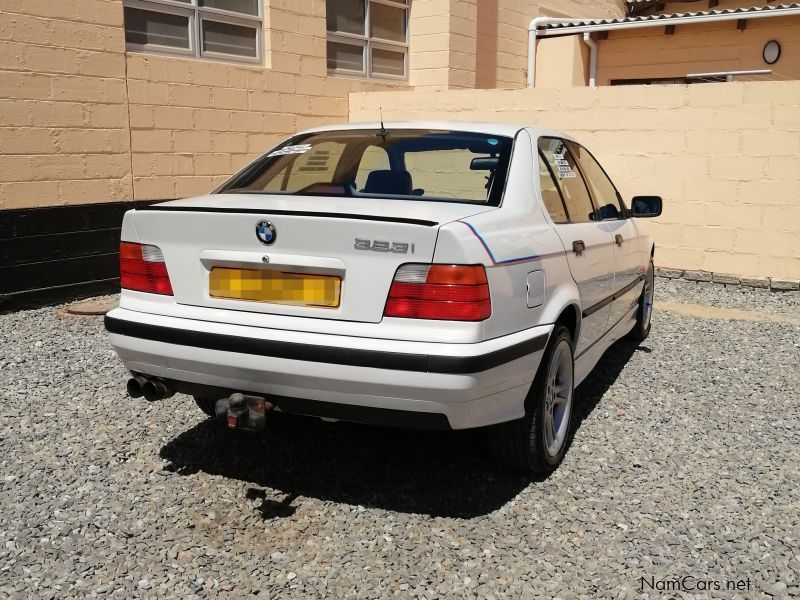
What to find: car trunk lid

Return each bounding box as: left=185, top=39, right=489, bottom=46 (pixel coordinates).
left=129, top=194, right=496, bottom=323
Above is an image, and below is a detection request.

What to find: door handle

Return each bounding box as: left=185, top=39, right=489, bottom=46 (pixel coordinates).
left=572, top=240, right=585, bottom=255
left=615, top=234, right=624, bottom=246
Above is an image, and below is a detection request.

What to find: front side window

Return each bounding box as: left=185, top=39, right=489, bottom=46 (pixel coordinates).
left=220, top=129, right=513, bottom=205
left=568, top=142, right=624, bottom=220
left=538, top=137, right=596, bottom=224
left=123, top=0, right=261, bottom=63
left=326, top=0, right=408, bottom=80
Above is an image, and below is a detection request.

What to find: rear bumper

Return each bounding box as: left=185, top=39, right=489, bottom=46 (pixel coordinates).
left=105, top=308, right=551, bottom=429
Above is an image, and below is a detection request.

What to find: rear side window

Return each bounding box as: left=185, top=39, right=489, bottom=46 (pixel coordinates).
left=538, top=137, right=595, bottom=224
left=568, top=141, right=623, bottom=220
left=219, top=129, right=514, bottom=206
left=538, top=155, right=568, bottom=223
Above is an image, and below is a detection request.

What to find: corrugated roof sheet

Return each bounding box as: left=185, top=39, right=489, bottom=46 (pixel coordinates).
left=543, top=3, right=800, bottom=29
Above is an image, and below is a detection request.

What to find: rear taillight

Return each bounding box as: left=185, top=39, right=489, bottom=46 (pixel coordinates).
left=119, top=242, right=173, bottom=296
left=384, top=264, right=491, bottom=321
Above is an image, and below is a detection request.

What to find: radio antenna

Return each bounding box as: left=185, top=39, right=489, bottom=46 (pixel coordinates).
left=377, top=107, right=388, bottom=142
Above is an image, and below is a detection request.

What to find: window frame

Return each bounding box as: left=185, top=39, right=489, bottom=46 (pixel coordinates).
left=537, top=137, right=599, bottom=225
left=537, top=154, right=570, bottom=225
left=326, top=0, right=409, bottom=81
left=566, top=141, right=629, bottom=220
left=123, top=0, right=262, bottom=64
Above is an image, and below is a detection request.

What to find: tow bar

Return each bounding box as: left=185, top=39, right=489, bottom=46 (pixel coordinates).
left=215, top=393, right=273, bottom=432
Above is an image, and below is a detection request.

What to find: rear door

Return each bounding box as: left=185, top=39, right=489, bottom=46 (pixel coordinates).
left=539, top=137, right=615, bottom=355
left=568, top=141, right=642, bottom=327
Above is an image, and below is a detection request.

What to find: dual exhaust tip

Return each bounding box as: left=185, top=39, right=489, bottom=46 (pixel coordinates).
left=126, top=375, right=174, bottom=402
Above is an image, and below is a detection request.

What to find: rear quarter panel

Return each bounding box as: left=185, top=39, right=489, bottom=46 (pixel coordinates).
left=434, top=129, right=581, bottom=342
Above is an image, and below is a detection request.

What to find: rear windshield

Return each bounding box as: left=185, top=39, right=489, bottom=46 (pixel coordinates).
left=218, top=129, right=514, bottom=205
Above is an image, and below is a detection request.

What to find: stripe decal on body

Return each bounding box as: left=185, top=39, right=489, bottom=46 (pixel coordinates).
left=460, top=221, right=565, bottom=267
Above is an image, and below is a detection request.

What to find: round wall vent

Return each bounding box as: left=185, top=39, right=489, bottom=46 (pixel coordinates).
left=763, top=40, right=781, bottom=65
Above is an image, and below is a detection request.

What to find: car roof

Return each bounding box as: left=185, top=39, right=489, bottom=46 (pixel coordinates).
left=300, top=120, right=576, bottom=141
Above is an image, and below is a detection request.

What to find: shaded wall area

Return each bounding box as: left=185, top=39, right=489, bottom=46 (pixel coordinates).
left=597, top=15, right=800, bottom=85
left=350, top=81, right=800, bottom=282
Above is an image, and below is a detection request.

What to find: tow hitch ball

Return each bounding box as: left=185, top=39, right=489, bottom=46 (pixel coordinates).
left=215, top=393, right=273, bottom=432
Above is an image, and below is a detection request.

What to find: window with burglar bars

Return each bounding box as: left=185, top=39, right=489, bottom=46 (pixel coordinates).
left=123, top=0, right=262, bottom=63
left=326, top=0, right=409, bottom=80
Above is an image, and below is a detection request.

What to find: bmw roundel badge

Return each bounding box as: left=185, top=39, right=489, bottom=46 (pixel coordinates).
left=256, top=220, right=276, bottom=245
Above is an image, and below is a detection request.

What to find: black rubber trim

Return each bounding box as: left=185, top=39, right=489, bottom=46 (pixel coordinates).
left=140, top=205, right=438, bottom=227
left=575, top=299, right=639, bottom=360
left=170, top=378, right=452, bottom=430
left=105, top=315, right=548, bottom=375
left=581, top=274, right=645, bottom=318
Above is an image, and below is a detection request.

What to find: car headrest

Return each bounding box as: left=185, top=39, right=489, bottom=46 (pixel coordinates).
left=361, top=170, right=413, bottom=195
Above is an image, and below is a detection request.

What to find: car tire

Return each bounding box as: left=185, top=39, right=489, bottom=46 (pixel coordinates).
left=488, top=324, right=575, bottom=475
left=628, top=259, right=654, bottom=342
left=193, top=395, right=218, bottom=417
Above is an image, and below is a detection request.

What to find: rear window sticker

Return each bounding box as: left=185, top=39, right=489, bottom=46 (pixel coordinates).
left=268, top=144, right=312, bottom=158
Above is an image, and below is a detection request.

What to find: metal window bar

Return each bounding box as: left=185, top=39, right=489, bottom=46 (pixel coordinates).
left=686, top=69, right=773, bottom=82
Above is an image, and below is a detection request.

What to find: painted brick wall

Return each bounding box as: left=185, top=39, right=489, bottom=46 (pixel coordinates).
left=0, top=0, right=133, bottom=210
left=411, top=0, right=624, bottom=91
left=0, top=0, right=405, bottom=207
left=476, top=0, right=625, bottom=89
left=350, top=81, right=800, bottom=281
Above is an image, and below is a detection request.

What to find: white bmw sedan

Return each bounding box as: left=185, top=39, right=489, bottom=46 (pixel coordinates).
left=106, top=122, right=661, bottom=474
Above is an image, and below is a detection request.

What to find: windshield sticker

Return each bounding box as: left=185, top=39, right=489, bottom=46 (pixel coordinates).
left=268, top=144, right=312, bottom=158
left=487, top=138, right=499, bottom=146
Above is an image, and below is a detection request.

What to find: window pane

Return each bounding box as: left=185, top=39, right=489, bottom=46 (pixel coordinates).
left=124, top=7, right=190, bottom=49
left=370, top=2, right=406, bottom=42
left=371, top=48, right=404, bottom=77
left=327, top=0, right=365, bottom=35
left=538, top=138, right=595, bottom=223
left=199, top=0, right=259, bottom=16
left=222, top=129, right=513, bottom=205
left=567, top=142, right=622, bottom=217
left=327, top=41, right=364, bottom=72
left=202, top=20, right=257, bottom=57
left=538, top=156, right=568, bottom=223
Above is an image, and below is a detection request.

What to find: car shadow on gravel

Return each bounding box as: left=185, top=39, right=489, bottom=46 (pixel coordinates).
left=159, top=338, right=640, bottom=519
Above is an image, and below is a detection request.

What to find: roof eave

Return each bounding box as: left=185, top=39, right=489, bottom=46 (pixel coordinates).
left=537, top=5, right=800, bottom=37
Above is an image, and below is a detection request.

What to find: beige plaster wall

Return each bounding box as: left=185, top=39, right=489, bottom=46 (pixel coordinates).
left=597, top=15, right=800, bottom=85
left=350, top=81, right=800, bottom=281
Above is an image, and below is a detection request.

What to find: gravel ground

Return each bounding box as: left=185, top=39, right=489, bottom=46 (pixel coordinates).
left=1, top=283, right=798, bottom=599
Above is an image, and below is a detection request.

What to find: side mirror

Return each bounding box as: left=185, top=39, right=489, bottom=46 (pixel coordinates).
left=630, top=196, right=662, bottom=218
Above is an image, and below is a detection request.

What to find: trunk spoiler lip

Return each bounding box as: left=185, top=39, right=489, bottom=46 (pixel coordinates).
left=137, top=205, right=440, bottom=227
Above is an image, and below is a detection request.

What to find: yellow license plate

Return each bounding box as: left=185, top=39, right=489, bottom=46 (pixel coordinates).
left=209, top=267, right=341, bottom=308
